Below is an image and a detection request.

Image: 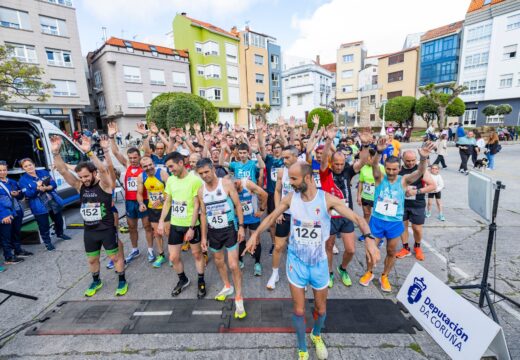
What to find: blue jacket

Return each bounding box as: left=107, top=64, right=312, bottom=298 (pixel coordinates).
left=0, top=178, right=24, bottom=219
left=19, top=170, right=64, bottom=216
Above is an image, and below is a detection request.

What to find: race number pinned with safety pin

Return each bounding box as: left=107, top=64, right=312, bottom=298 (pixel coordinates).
left=81, top=202, right=102, bottom=222
left=375, top=197, right=398, bottom=217
left=171, top=200, right=188, bottom=218
left=293, top=219, right=321, bottom=246
left=241, top=200, right=253, bottom=216
left=126, top=177, right=138, bottom=191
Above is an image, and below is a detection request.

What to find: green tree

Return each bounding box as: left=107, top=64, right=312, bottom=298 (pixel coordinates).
left=379, top=96, right=416, bottom=126
left=482, top=105, right=497, bottom=117
left=147, top=92, right=217, bottom=130
left=496, top=104, right=512, bottom=116
left=0, top=45, right=54, bottom=107
left=250, top=103, right=271, bottom=122
left=418, top=82, right=467, bottom=128
left=415, top=96, right=438, bottom=128
left=307, top=108, right=334, bottom=129
left=445, top=96, right=466, bottom=119
left=166, top=98, right=203, bottom=129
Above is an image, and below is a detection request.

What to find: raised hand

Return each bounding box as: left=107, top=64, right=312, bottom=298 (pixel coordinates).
left=159, top=129, right=167, bottom=137
left=376, top=137, right=387, bottom=153
left=50, top=135, right=63, bottom=154
left=418, top=141, right=436, bottom=157
left=359, top=129, right=373, bottom=144
left=107, top=122, right=117, bottom=137
left=312, top=114, right=320, bottom=127
left=204, top=133, right=212, bottom=143
left=99, top=134, right=110, bottom=150
left=277, top=116, right=284, bottom=127
left=78, top=135, right=92, bottom=153
left=255, top=117, right=264, bottom=130
left=169, top=128, right=176, bottom=139
left=288, top=116, right=296, bottom=129
left=193, top=123, right=201, bottom=132
left=135, top=122, right=148, bottom=135
left=269, top=127, right=276, bottom=138
left=326, top=125, right=336, bottom=140
left=185, top=122, right=191, bottom=134
left=149, top=122, right=159, bottom=134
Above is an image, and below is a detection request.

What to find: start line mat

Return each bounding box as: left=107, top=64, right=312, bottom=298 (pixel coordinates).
left=26, top=298, right=421, bottom=336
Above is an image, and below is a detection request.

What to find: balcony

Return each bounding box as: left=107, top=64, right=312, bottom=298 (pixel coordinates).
left=288, top=84, right=314, bottom=95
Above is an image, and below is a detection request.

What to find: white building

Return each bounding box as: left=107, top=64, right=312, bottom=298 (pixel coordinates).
left=280, top=57, right=332, bottom=122
left=458, top=0, right=520, bottom=127
left=358, top=56, right=380, bottom=126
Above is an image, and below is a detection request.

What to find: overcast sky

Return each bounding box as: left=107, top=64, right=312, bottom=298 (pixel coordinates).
left=76, top=0, right=470, bottom=63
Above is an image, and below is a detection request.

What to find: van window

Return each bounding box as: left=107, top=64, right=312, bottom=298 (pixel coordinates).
left=52, top=134, right=82, bottom=165
left=0, top=119, right=46, bottom=171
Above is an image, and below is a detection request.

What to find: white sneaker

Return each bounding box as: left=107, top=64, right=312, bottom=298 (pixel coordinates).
left=266, top=271, right=279, bottom=290
left=234, top=299, right=247, bottom=319
left=215, top=285, right=234, bottom=301
left=333, top=244, right=339, bottom=254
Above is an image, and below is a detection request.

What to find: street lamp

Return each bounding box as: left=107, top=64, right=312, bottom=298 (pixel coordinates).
left=380, top=99, right=388, bottom=136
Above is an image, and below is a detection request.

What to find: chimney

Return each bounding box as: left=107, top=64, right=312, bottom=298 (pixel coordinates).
left=316, top=55, right=320, bottom=65
left=181, top=12, right=187, bottom=16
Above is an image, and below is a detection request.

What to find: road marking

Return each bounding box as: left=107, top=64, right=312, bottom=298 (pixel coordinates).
left=192, top=310, right=223, bottom=315
left=133, top=311, right=172, bottom=316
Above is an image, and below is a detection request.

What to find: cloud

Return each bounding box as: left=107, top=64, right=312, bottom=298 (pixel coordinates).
left=287, top=0, right=469, bottom=64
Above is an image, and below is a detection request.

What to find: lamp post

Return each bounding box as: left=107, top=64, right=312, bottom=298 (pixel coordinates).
left=380, top=99, right=388, bottom=136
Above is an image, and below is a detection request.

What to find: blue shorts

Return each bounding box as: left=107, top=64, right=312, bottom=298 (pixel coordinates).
left=369, top=216, right=404, bottom=240
left=286, top=251, right=329, bottom=290
left=125, top=200, right=148, bottom=219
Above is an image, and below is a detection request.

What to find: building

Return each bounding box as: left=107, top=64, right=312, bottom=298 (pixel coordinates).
left=378, top=47, right=419, bottom=102
left=234, top=26, right=280, bottom=126
left=419, top=21, right=464, bottom=89
left=0, top=0, right=89, bottom=133
left=458, top=0, right=520, bottom=127
left=87, top=37, right=191, bottom=136
left=281, top=58, right=332, bottom=122
left=403, top=32, right=425, bottom=50
left=335, top=41, right=367, bottom=123
left=173, top=13, right=241, bottom=127
left=358, top=56, right=381, bottom=126
left=321, top=62, right=337, bottom=98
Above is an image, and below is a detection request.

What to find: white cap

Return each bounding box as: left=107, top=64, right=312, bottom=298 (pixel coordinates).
left=179, top=149, right=190, bottom=156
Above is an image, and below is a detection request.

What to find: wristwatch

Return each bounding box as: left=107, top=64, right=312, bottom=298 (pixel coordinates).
left=188, top=226, right=194, bottom=231
left=238, top=223, right=244, bottom=227
left=363, top=233, right=376, bottom=240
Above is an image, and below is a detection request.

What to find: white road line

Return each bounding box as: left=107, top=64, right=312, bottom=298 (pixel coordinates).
left=133, top=311, right=173, bottom=316
left=192, top=310, right=223, bottom=315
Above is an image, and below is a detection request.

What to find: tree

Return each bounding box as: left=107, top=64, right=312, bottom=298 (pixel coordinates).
left=250, top=103, right=271, bottom=123
left=496, top=104, right=512, bottom=116
left=321, top=99, right=345, bottom=126
left=482, top=105, right=497, bottom=117
left=415, top=96, right=438, bottom=128
left=307, top=108, right=333, bottom=129
left=418, top=82, right=467, bottom=128
left=445, top=96, right=465, bottom=119
left=379, top=96, right=416, bottom=126
left=166, top=98, right=203, bottom=129
left=0, top=45, right=54, bottom=107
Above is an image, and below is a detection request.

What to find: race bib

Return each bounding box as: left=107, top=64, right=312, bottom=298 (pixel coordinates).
left=363, top=183, right=375, bottom=196
left=293, top=220, right=322, bottom=246
left=206, top=203, right=230, bottom=229
left=331, top=198, right=348, bottom=216
left=81, top=203, right=102, bottom=222
left=313, top=171, right=321, bottom=188
left=241, top=200, right=253, bottom=216
left=126, top=177, right=138, bottom=191
left=270, top=167, right=279, bottom=182
left=149, top=192, right=163, bottom=204
left=375, top=198, right=398, bottom=217
left=171, top=200, right=188, bottom=218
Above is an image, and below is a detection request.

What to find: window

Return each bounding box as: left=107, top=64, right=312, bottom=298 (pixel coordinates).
left=214, top=89, right=221, bottom=101
left=256, top=92, right=265, bottom=102
left=197, top=65, right=205, bottom=76
left=370, top=95, right=376, bottom=104
left=149, top=46, right=158, bottom=57
left=287, top=96, right=291, bottom=106
left=483, top=0, right=491, bottom=5
left=204, top=65, right=221, bottom=79
left=464, top=52, right=489, bottom=69
left=370, top=114, right=376, bottom=121
left=40, top=16, right=67, bottom=36
left=507, top=14, right=520, bottom=31
left=499, top=74, right=513, bottom=88
left=195, top=42, right=202, bottom=53
left=172, top=71, right=187, bottom=86
left=0, top=7, right=30, bottom=30
left=149, top=69, right=165, bottom=85
left=342, top=54, right=354, bottom=63
left=225, top=43, right=238, bottom=63
left=341, top=70, right=353, bottom=79
left=97, top=94, right=106, bottom=116
left=93, top=71, right=102, bottom=89
left=6, top=43, right=37, bottom=63
left=203, top=41, right=219, bottom=56
left=297, top=95, right=303, bottom=105
left=255, top=73, right=264, bottom=84
left=126, top=91, right=144, bottom=107
left=229, top=87, right=239, bottom=104
left=345, top=99, right=358, bottom=108
left=123, top=66, right=141, bottom=83
left=45, top=49, right=72, bottom=67
left=202, top=88, right=222, bottom=101
left=467, top=23, right=492, bottom=43
left=272, top=90, right=280, bottom=104
left=388, top=71, right=404, bottom=82
left=254, top=54, right=264, bottom=65
left=372, top=75, right=378, bottom=85
left=47, top=0, right=73, bottom=7
left=199, top=89, right=206, bottom=98
left=249, top=33, right=266, bottom=48
left=463, top=109, right=477, bottom=125
left=51, top=80, right=77, bottom=96
left=271, top=73, right=279, bottom=87
left=387, top=91, right=402, bottom=99
left=271, top=54, right=279, bottom=68
left=463, top=79, right=486, bottom=95
left=54, top=134, right=81, bottom=164
left=227, top=65, right=239, bottom=85
left=124, top=40, right=133, bottom=53
left=388, top=53, right=404, bottom=65
left=342, top=85, right=353, bottom=93
left=503, top=44, right=517, bottom=59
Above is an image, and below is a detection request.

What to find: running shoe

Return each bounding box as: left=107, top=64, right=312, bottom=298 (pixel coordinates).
left=332, top=244, right=339, bottom=254
left=57, top=234, right=71, bottom=240
left=425, top=210, right=431, bottom=218
left=269, top=244, right=274, bottom=256
left=337, top=266, right=352, bottom=287
left=46, top=243, right=56, bottom=252
left=328, top=273, right=334, bottom=288
left=181, top=242, right=190, bottom=252
left=234, top=299, right=247, bottom=319
left=84, top=280, right=103, bottom=297
left=147, top=250, right=155, bottom=263
left=171, top=277, right=190, bottom=297
left=119, top=225, right=129, bottom=233
left=15, top=250, right=33, bottom=257
left=254, top=263, right=262, bottom=276
left=125, top=249, right=140, bottom=263
left=395, top=247, right=411, bottom=259
left=106, top=259, right=115, bottom=269
left=359, top=271, right=374, bottom=287
left=215, top=285, right=234, bottom=301
left=310, top=332, right=328, bottom=360
left=266, top=272, right=279, bottom=290
left=298, top=350, right=309, bottom=360
left=414, top=247, right=425, bottom=261
left=438, top=214, right=446, bottom=221
left=380, top=274, right=392, bottom=293
left=4, top=257, right=24, bottom=265
left=197, top=281, right=207, bottom=299
left=239, top=260, right=244, bottom=270
left=115, top=280, right=128, bottom=296
left=153, top=254, right=166, bottom=268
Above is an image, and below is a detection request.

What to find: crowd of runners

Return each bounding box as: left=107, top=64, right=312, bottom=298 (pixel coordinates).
left=1, top=115, right=447, bottom=360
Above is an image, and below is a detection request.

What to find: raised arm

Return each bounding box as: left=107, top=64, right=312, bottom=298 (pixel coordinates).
left=257, top=118, right=267, bottom=159
left=100, top=135, right=117, bottom=189
left=107, top=122, right=128, bottom=167
left=77, top=135, right=113, bottom=192
left=50, top=136, right=81, bottom=192
left=373, top=137, right=386, bottom=186
left=320, top=126, right=335, bottom=172
left=403, top=142, right=436, bottom=186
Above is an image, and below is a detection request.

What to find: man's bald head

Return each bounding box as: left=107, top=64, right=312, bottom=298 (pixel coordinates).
left=288, top=162, right=313, bottom=194
left=403, top=150, right=417, bottom=169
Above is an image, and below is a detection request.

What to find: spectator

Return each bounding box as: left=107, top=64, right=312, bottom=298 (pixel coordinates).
left=395, top=127, right=403, bottom=141
left=433, top=134, right=448, bottom=168
left=485, top=131, right=500, bottom=170
left=474, top=131, right=486, bottom=166
left=92, top=129, right=100, bottom=142
left=456, top=131, right=475, bottom=174
left=426, top=164, right=445, bottom=221
left=73, top=130, right=81, bottom=142
left=82, top=128, right=92, bottom=138
left=116, top=130, right=123, bottom=146
left=456, top=123, right=465, bottom=141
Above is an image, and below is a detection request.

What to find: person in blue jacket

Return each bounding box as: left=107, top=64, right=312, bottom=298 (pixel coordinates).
left=18, top=158, right=70, bottom=251
left=0, top=161, right=34, bottom=264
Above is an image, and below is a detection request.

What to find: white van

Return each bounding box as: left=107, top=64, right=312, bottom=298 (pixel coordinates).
left=0, top=110, right=85, bottom=222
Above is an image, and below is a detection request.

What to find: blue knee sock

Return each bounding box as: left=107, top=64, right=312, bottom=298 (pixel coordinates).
left=292, top=313, right=307, bottom=351
left=312, top=312, right=326, bottom=336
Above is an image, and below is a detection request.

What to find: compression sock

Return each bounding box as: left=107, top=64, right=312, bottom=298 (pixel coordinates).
left=292, top=313, right=307, bottom=352
left=414, top=242, right=421, bottom=248
left=118, top=271, right=126, bottom=282
left=178, top=272, right=188, bottom=282
left=198, top=273, right=205, bottom=284
left=403, top=243, right=410, bottom=251
left=92, top=272, right=100, bottom=282
left=312, top=311, right=327, bottom=336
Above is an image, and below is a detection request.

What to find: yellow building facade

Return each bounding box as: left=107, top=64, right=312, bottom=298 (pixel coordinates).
left=378, top=47, right=419, bottom=102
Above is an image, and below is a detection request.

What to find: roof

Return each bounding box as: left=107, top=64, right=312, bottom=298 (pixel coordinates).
left=421, top=21, right=464, bottom=42
left=321, top=63, right=336, bottom=72
left=105, top=37, right=188, bottom=57
left=367, top=53, right=392, bottom=59
left=467, top=0, right=505, bottom=13
left=340, top=40, right=363, bottom=48
left=378, top=46, right=418, bottom=59
left=184, top=15, right=239, bottom=39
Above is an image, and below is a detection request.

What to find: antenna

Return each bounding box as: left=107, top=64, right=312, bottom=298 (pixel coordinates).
left=101, top=26, right=107, bottom=42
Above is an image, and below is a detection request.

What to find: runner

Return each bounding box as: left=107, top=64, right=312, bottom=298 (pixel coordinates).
left=157, top=151, right=206, bottom=298
left=108, top=122, right=153, bottom=264
left=51, top=135, right=128, bottom=296
left=196, top=158, right=247, bottom=319
left=357, top=148, right=386, bottom=222
left=243, top=162, right=380, bottom=360
left=266, top=145, right=299, bottom=290
left=235, top=176, right=268, bottom=275
left=220, top=142, right=265, bottom=182
left=395, top=150, right=436, bottom=261
left=142, top=122, right=168, bottom=169
left=361, top=138, right=435, bottom=292
left=137, top=156, right=170, bottom=268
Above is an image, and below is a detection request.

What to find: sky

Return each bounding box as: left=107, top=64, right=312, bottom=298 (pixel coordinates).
left=76, top=0, right=471, bottom=64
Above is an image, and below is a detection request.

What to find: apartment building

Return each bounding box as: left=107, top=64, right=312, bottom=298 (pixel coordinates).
left=267, top=40, right=282, bottom=121
left=87, top=37, right=191, bottom=136
left=335, top=41, right=366, bottom=121
left=458, top=0, right=520, bottom=126
left=173, top=13, right=240, bottom=127
left=358, top=56, right=380, bottom=126
left=378, top=47, right=419, bottom=102
left=0, top=0, right=89, bottom=133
